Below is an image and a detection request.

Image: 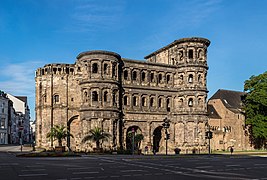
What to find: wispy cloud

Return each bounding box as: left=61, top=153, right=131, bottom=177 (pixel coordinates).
left=0, top=61, right=44, bottom=120
left=62, top=1, right=125, bottom=32
left=139, top=0, right=222, bottom=53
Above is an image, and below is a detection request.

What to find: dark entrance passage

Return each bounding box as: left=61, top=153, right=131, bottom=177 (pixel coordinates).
left=153, top=126, right=162, bottom=152
left=126, top=126, right=141, bottom=150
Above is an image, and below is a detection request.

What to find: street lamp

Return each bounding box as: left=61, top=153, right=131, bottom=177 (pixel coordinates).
left=162, top=117, right=170, bottom=155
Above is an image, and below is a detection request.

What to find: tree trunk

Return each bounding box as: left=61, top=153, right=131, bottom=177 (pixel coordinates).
left=96, top=140, right=100, bottom=149
left=58, top=139, right=62, bottom=147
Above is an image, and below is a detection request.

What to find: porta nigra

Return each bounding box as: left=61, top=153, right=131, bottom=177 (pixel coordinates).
left=35, top=37, right=210, bottom=154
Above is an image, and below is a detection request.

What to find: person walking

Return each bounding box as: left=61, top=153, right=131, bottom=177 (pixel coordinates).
left=230, top=146, right=234, bottom=155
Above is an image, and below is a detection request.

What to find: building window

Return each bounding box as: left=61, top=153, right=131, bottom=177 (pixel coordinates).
left=54, top=95, right=59, bottom=103
left=124, top=96, right=128, bottom=105
left=188, top=98, right=193, bottom=107
left=92, top=63, right=98, bottom=73
left=112, top=64, right=116, bottom=77
left=188, top=74, right=193, bottom=83
left=92, top=91, right=98, bottom=101
left=141, top=72, right=146, bottom=81
left=103, top=64, right=109, bottom=74
left=158, top=98, right=162, bottom=108
left=189, top=49, right=193, bottom=59
left=132, top=71, right=137, bottom=81
left=151, top=73, right=155, bottom=82
left=124, top=70, right=128, bottom=80
left=113, top=90, right=117, bottom=106
left=0, top=119, right=5, bottom=129
left=166, top=74, right=171, bottom=84
left=198, top=74, right=201, bottom=82
left=142, top=97, right=147, bottom=106
left=158, top=74, right=163, bottom=83
left=103, top=91, right=108, bottom=102
left=150, top=98, right=154, bottom=107
left=133, top=96, right=137, bottom=106
left=166, top=98, right=170, bottom=112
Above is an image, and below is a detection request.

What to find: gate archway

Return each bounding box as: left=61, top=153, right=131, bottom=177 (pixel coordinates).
left=126, top=126, right=142, bottom=150
left=153, top=126, right=163, bottom=152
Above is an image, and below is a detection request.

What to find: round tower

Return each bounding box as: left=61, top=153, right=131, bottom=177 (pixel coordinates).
left=75, top=50, right=122, bottom=150
left=175, top=37, right=210, bottom=151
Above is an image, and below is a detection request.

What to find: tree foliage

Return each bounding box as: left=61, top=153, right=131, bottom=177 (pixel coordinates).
left=244, top=71, right=267, bottom=148
left=46, top=125, right=73, bottom=147
left=82, top=127, right=111, bottom=149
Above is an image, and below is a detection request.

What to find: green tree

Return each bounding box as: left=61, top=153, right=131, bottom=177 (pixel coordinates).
left=46, top=125, right=73, bottom=147
left=244, top=71, right=267, bottom=148
left=82, top=127, right=111, bottom=149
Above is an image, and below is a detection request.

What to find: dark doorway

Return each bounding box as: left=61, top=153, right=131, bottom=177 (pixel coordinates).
left=153, top=126, right=162, bottom=152
left=126, top=126, right=141, bottom=150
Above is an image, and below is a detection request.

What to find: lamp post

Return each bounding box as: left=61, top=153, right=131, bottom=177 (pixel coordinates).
left=162, top=117, right=170, bottom=155
left=132, top=127, right=135, bottom=155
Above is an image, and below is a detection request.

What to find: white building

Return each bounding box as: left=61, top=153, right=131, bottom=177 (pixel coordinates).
left=0, top=91, right=9, bottom=144
left=7, top=94, right=31, bottom=144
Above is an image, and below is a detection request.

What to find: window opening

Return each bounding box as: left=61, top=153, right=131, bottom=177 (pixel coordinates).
left=133, top=96, right=137, bottom=106
left=104, top=91, right=108, bottom=102
left=92, top=91, right=98, bottom=101
left=104, top=64, right=108, bottom=74
left=54, top=95, right=59, bottom=103
left=167, top=75, right=171, bottom=83
left=158, top=74, right=163, bottom=83
left=188, top=98, right=193, bottom=107
left=151, top=73, right=154, bottom=82
left=124, top=96, right=128, bottom=105
left=132, top=71, right=137, bottom=81
left=150, top=98, right=154, bottom=107
left=167, top=98, right=170, bottom=112
left=159, top=98, right=162, bottom=108
left=188, top=74, right=193, bottom=83
left=189, top=49, right=193, bottom=59
left=141, top=72, right=146, bottom=81
left=92, top=63, right=98, bottom=73
left=142, top=97, right=146, bottom=106
left=124, top=70, right=128, bottom=80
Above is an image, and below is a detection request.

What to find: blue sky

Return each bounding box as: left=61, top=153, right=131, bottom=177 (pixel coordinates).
left=0, top=0, right=267, bottom=121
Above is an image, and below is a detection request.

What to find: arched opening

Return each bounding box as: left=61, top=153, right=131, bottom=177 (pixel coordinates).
left=103, top=91, right=108, bottom=102
left=126, top=126, right=142, bottom=150
left=92, top=63, right=98, bottom=73
left=153, top=126, right=163, bottom=153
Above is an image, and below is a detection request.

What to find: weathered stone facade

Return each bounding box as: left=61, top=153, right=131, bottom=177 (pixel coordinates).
left=35, top=37, right=210, bottom=154
left=208, top=89, right=253, bottom=151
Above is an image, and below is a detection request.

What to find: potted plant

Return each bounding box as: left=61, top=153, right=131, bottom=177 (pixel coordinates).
left=82, top=127, right=111, bottom=153
left=46, top=125, right=73, bottom=152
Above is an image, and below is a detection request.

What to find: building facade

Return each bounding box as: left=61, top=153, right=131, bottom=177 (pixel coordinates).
left=7, top=94, right=31, bottom=144
left=35, top=37, right=210, bottom=153
left=0, top=90, right=9, bottom=144
left=208, top=89, right=253, bottom=151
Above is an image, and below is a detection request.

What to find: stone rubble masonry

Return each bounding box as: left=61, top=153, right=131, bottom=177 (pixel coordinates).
left=35, top=37, right=210, bottom=154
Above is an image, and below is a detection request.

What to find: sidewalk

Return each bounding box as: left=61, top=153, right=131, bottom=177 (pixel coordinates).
left=0, top=144, right=33, bottom=153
